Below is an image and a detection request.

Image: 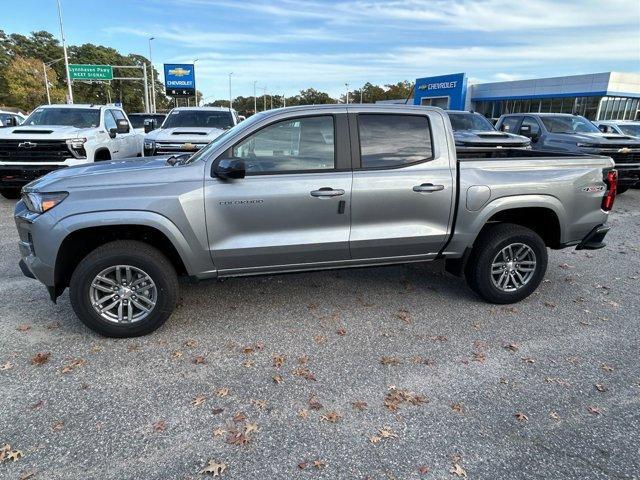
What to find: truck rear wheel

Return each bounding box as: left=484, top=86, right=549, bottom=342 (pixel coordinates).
left=465, top=223, right=547, bottom=304
left=1, top=188, right=21, bottom=199
left=69, top=240, right=178, bottom=337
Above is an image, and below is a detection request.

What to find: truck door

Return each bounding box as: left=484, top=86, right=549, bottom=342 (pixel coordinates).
left=204, top=112, right=352, bottom=273
left=348, top=109, right=455, bottom=259
left=111, top=109, right=139, bottom=157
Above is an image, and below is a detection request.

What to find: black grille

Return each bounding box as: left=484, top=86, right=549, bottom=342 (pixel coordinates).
left=0, top=140, right=71, bottom=162
left=607, top=151, right=640, bottom=164
left=593, top=144, right=640, bottom=150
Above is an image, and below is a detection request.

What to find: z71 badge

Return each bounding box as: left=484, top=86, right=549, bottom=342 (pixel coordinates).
left=581, top=185, right=606, bottom=193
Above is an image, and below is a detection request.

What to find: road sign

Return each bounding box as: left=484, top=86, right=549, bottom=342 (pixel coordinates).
left=164, top=63, right=195, bottom=97
left=69, top=64, right=113, bottom=81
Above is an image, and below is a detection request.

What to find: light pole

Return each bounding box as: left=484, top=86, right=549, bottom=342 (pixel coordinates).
left=253, top=80, right=257, bottom=114
left=193, top=59, right=199, bottom=106
left=228, top=72, right=233, bottom=110
left=345, top=83, right=350, bottom=104
left=148, top=37, right=156, bottom=112
left=360, top=86, right=363, bottom=104
left=263, top=87, right=267, bottom=110
left=56, top=0, right=73, bottom=103
left=42, top=57, right=64, bottom=104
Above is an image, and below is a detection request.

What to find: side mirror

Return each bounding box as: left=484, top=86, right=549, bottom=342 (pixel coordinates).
left=144, top=119, right=157, bottom=133
left=213, top=158, right=246, bottom=179
left=4, top=117, right=17, bottom=127
left=519, top=125, right=532, bottom=135
left=109, top=128, right=117, bottom=139
left=116, top=119, right=130, bottom=134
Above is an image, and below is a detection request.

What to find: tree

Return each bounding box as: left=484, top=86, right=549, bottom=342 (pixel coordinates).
left=297, top=88, right=335, bottom=105
left=3, top=57, right=65, bottom=110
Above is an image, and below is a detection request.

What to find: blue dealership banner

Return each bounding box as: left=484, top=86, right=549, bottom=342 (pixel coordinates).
left=164, top=63, right=196, bottom=97
left=413, top=73, right=467, bottom=110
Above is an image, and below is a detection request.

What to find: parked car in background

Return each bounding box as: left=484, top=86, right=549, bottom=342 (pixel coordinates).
left=127, top=113, right=167, bottom=134
left=496, top=113, right=640, bottom=193
left=446, top=111, right=530, bottom=156
left=0, top=109, right=27, bottom=127
left=594, top=120, right=640, bottom=139
left=0, top=104, right=143, bottom=199
left=143, top=107, right=238, bottom=156
left=15, top=104, right=617, bottom=337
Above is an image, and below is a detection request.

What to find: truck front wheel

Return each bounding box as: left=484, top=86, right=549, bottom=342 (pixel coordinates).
left=465, top=223, right=548, bottom=304
left=69, top=240, right=178, bottom=337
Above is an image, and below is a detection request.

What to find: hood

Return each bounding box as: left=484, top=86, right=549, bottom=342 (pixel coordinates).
left=145, top=126, right=225, bottom=142
left=550, top=132, right=640, bottom=145
left=24, top=156, right=174, bottom=191
left=454, top=130, right=530, bottom=145
left=0, top=124, right=95, bottom=140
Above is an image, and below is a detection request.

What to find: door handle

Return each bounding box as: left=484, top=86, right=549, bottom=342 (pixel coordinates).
left=310, top=187, right=345, bottom=198
left=413, top=183, right=445, bottom=193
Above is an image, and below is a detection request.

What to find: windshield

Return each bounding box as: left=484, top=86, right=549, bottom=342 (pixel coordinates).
left=618, top=124, right=640, bottom=137
left=540, top=115, right=600, bottom=134
left=162, top=110, right=234, bottom=129
left=184, top=112, right=265, bottom=164
left=448, top=112, right=495, bottom=132
left=24, top=108, right=100, bottom=128
left=128, top=114, right=166, bottom=129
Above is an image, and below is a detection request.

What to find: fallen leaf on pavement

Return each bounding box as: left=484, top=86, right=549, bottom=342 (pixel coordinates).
left=514, top=412, right=529, bottom=422
left=215, top=388, right=229, bottom=398
left=378, top=426, right=397, bottom=439
left=30, top=352, right=51, bottom=366
left=380, top=356, right=401, bottom=366
left=352, top=401, right=368, bottom=411
left=272, top=374, right=284, bottom=384
left=450, top=464, right=467, bottom=478
left=601, top=364, right=614, bottom=372
left=452, top=403, right=463, bottom=413
left=0, top=362, right=13, bottom=371
left=595, top=384, right=607, bottom=392
left=297, top=409, right=309, bottom=419
left=191, top=394, right=206, bottom=406
left=213, top=428, right=226, bottom=437
left=17, top=325, right=30, bottom=332
left=549, top=411, right=560, bottom=420
left=588, top=406, right=603, bottom=415
left=308, top=396, right=323, bottom=410
left=200, top=460, right=226, bottom=476
left=273, top=355, right=285, bottom=368
left=320, top=411, right=341, bottom=423
left=193, top=356, right=206, bottom=365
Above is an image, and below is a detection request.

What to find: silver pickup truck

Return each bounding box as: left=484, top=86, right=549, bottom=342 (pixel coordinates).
left=14, top=105, right=618, bottom=337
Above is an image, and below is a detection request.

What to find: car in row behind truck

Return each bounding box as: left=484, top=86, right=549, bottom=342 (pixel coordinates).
left=0, top=104, right=143, bottom=198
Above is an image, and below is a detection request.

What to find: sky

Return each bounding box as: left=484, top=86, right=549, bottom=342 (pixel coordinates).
left=5, top=0, right=640, bottom=100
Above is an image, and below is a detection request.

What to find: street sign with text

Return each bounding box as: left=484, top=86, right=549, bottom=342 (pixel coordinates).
left=164, top=63, right=196, bottom=97
left=69, top=64, right=113, bottom=81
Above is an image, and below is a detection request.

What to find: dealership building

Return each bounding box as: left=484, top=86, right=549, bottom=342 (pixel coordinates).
left=412, top=72, right=640, bottom=121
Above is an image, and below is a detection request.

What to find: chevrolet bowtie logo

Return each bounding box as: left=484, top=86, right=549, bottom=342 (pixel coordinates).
left=181, top=143, right=196, bottom=150
left=18, top=141, right=37, bottom=149
left=618, top=147, right=631, bottom=154
left=168, top=68, right=191, bottom=77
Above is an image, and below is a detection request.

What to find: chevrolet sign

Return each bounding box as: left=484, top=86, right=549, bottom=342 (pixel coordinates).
left=418, top=81, right=458, bottom=91
left=168, top=67, right=191, bottom=77
left=164, top=63, right=196, bottom=97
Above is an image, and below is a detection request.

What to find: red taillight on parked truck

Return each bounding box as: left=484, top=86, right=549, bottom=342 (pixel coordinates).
left=602, top=170, right=617, bottom=211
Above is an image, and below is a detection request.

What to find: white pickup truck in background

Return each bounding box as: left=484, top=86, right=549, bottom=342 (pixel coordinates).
left=0, top=104, right=143, bottom=198
left=143, top=106, right=238, bottom=156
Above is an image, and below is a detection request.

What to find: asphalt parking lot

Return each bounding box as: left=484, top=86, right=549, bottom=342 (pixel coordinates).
left=0, top=192, right=638, bottom=480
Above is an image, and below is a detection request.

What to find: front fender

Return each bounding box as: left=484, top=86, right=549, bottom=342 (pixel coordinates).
left=54, top=210, right=201, bottom=275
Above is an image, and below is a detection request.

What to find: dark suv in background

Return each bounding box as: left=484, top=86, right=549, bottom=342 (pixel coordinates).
left=496, top=113, right=640, bottom=193
left=447, top=111, right=530, bottom=156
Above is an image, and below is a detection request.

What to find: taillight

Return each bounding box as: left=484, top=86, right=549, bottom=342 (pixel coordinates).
left=602, top=170, right=617, bottom=211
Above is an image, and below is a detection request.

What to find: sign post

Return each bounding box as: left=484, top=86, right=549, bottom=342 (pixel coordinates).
left=163, top=64, right=196, bottom=97
left=69, top=64, right=114, bottom=81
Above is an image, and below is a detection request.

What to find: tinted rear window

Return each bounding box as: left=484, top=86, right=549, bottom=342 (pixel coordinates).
left=358, top=114, right=432, bottom=168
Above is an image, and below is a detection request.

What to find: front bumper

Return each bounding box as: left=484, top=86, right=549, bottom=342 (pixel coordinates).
left=576, top=224, right=610, bottom=250
left=1, top=165, right=66, bottom=187
left=14, top=205, right=56, bottom=288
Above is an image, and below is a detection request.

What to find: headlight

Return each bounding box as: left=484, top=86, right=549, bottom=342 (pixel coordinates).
left=22, top=192, right=68, bottom=214
left=66, top=137, right=87, bottom=149
left=576, top=143, right=596, bottom=148
left=144, top=140, right=155, bottom=149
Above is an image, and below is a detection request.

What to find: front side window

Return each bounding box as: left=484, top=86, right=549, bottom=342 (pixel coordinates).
left=499, top=116, right=521, bottom=133
left=104, top=111, right=117, bottom=131
left=540, top=115, right=600, bottom=133
left=24, top=108, right=100, bottom=128
left=520, top=117, right=540, bottom=135
left=618, top=124, right=640, bottom=137
left=358, top=114, right=432, bottom=169
left=232, top=115, right=335, bottom=174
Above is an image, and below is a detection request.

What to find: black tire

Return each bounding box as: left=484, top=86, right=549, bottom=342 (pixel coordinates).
left=1, top=188, right=21, bottom=199
left=616, top=186, right=629, bottom=194
left=70, top=240, right=178, bottom=337
left=465, top=223, right=548, bottom=304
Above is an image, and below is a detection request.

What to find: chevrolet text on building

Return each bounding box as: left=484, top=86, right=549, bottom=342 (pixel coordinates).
left=414, top=72, right=639, bottom=121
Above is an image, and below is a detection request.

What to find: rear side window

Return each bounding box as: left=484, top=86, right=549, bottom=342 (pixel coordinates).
left=358, top=114, right=432, bottom=168
left=499, top=116, right=521, bottom=133
left=520, top=117, right=540, bottom=135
